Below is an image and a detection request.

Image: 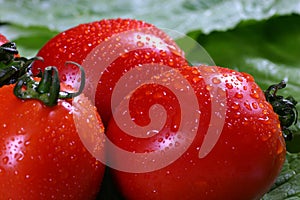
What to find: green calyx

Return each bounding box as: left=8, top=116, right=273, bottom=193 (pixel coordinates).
left=14, top=62, right=85, bottom=107
left=0, top=42, right=85, bottom=107
left=0, top=42, right=39, bottom=86
left=265, top=80, right=298, bottom=141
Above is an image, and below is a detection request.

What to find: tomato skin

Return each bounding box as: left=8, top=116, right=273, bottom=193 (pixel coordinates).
left=107, top=66, right=286, bottom=200
left=0, top=85, right=105, bottom=199
left=0, top=34, right=9, bottom=45
left=32, top=18, right=187, bottom=126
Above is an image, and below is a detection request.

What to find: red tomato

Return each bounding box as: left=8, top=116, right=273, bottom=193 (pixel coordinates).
left=0, top=84, right=105, bottom=199
left=0, top=33, right=9, bottom=45
left=107, top=66, right=286, bottom=200
left=32, top=18, right=187, bottom=126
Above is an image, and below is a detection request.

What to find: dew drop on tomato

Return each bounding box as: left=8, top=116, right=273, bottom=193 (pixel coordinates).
left=0, top=167, right=4, bottom=174
left=237, top=76, right=244, bottom=82
left=234, top=92, right=243, bottom=99
left=243, top=102, right=252, bottom=111
left=252, top=102, right=258, bottom=109
left=136, top=41, right=144, bottom=47
left=260, top=131, right=272, bottom=142
left=14, top=152, right=24, bottom=161
left=231, top=102, right=240, bottom=110
left=61, top=74, right=67, bottom=82
left=225, top=83, right=233, bottom=89
left=2, top=156, right=8, bottom=165
left=212, top=77, right=221, bottom=84
left=250, top=89, right=260, bottom=99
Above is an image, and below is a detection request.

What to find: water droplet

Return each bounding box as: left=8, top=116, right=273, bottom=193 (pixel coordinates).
left=259, top=103, right=265, bottom=108
left=144, top=52, right=151, bottom=59
left=260, top=132, right=272, bottom=141
left=192, top=76, right=201, bottom=84
left=17, top=127, right=26, bottom=135
left=237, top=76, right=244, bottom=82
left=61, top=74, right=67, bottom=81
left=244, top=102, right=252, bottom=110
left=250, top=89, right=259, bottom=99
left=44, top=126, right=51, bottom=133
left=159, top=50, right=167, bottom=57
left=212, top=77, right=221, bottom=84
left=168, top=59, right=174, bottom=66
left=234, top=112, right=241, bottom=118
left=231, top=102, right=240, bottom=110
left=235, top=92, right=243, bottom=99
left=146, top=130, right=159, bottom=136
left=206, top=84, right=212, bottom=91
left=14, top=152, right=25, bottom=161
left=192, top=68, right=199, bottom=75
left=252, top=102, right=258, bottom=109
left=262, top=110, right=268, bottom=115
left=2, top=156, right=9, bottom=165
left=137, top=41, right=144, bottom=47
left=0, top=167, right=4, bottom=174
left=225, top=83, right=233, bottom=89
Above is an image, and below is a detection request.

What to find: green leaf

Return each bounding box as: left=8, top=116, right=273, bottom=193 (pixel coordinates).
left=262, top=152, right=300, bottom=199
left=0, top=24, right=59, bottom=57
left=0, top=0, right=300, bottom=34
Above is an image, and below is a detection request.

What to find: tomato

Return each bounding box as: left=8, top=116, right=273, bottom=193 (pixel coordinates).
left=0, top=33, right=9, bottom=45
left=32, top=18, right=187, bottom=126
left=106, top=65, right=286, bottom=200
left=0, top=84, right=105, bottom=199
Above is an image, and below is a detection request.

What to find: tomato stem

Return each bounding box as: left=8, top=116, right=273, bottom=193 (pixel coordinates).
left=1, top=42, right=85, bottom=106
left=0, top=42, right=40, bottom=87
left=265, top=80, right=298, bottom=140
left=13, top=62, right=85, bottom=107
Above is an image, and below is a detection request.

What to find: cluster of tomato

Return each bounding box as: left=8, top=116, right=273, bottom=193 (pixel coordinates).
left=0, top=18, right=286, bottom=200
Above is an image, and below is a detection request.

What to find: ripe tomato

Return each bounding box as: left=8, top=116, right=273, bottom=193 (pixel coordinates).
left=0, top=84, right=105, bottom=199
left=32, top=18, right=187, bottom=126
left=0, top=33, right=9, bottom=45
left=107, top=65, right=286, bottom=200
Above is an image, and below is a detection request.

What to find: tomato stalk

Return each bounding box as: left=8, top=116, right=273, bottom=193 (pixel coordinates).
left=0, top=42, right=85, bottom=107
left=265, top=80, right=298, bottom=140
left=13, top=62, right=85, bottom=106
left=0, top=42, right=39, bottom=86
